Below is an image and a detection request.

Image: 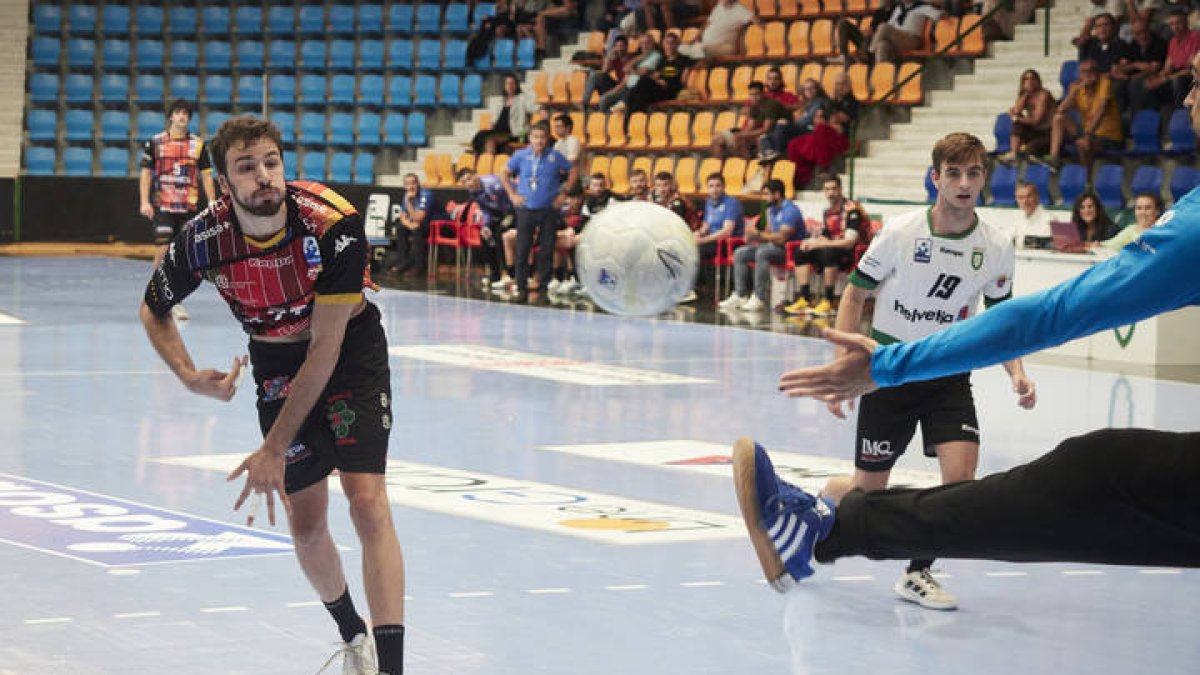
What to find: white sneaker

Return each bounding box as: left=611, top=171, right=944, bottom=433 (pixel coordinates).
left=679, top=290, right=697, bottom=303
left=741, top=295, right=766, bottom=312
left=171, top=304, right=189, bottom=321
left=719, top=293, right=747, bottom=310
left=316, top=633, right=378, bottom=674
left=894, top=569, right=958, bottom=610
left=547, top=278, right=564, bottom=294
left=491, top=277, right=514, bottom=291
left=560, top=278, right=580, bottom=294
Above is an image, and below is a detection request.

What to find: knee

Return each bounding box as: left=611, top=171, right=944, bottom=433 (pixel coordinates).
left=347, top=487, right=394, bottom=536
left=290, top=512, right=330, bottom=546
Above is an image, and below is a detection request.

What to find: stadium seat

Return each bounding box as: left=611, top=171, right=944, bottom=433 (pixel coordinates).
left=462, top=73, right=483, bottom=107
left=354, top=152, right=375, bottom=184
left=204, top=111, right=231, bottom=137
left=533, top=73, right=552, bottom=106
left=273, top=111, right=296, bottom=145
left=416, top=5, right=441, bottom=33
left=267, top=40, right=295, bottom=71
left=764, top=21, right=787, bottom=57
left=1167, top=108, right=1196, bottom=156
left=169, top=75, right=199, bottom=101
left=606, top=113, right=627, bottom=148
left=1128, top=110, right=1161, bottom=156
left=299, top=111, right=326, bottom=145
left=388, top=75, right=413, bottom=108
left=383, top=112, right=407, bottom=146
left=675, top=157, right=698, bottom=195
left=358, top=74, right=385, bottom=107
left=1023, top=163, right=1051, bottom=205
left=170, top=41, right=198, bottom=72
left=1169, top=167, right=1199, bottom=202
left=388, top=4, right=414, bottom=34
left=330, top=113, right=355, bottom=146
left=625, top=113, right=649, bottom=149
left=299, top=75, right=327, bottom=106
left=330, top=152, right=353, bottom=183
left=389, top=39, right=414, bottom=70
left=414, top=75, right=437, bottom=107
left=786, top=20, right=809, bottom=57
left=870, top=62, right=896, bottom=102
left=205, top=41, right=233, bottom=72
left=201, top=6, right=230, bottom=34
left=330, top=74, right=356, bottom=106
left=33, top=5, right=61, bottom=35
left=265, top=6, right=294, bottom=36
left=301, top=152, right=327, bottom=180
left=1057, top=164, right=1087, bottom=205
left=268, top=75, right=296, bottom=107
left=1093, top=164, right=1124, bottom=210
left=237, top=75, right=264, bottom=108
left=896, top=62, right=923, bottom=105
left=847, top=63, right=871, bottom=101
left=135, top=40, right=164, bottom=73
left=924, top=166, right=937, bottom=202
left=667, top=112, right=691, bottom=148
left=473, top=2, right=497, bottom=25
left=329, top=5, right=355, bottom=35
left=64, top=74, right=93, bottom=105
left=707, top=68, right=731, bottom=103
left=32, top=37, right=61, bottom=69
left=407, top=111, right=427, bottom=145
left=330, top=40, right=355, bottom=70
left=439, top=74, right=462, bottom=107
left=26, top=146, right=56, bottom=175
left=770, top=160, right=797, bottom=197
left=30, top=73, right=59, bottom=104
left=204, top=75, right=233, bottom=106
left=357, top=112, right=382, bottom=146
left=298, top=5, right=325, bottom=35
left=99, top=147, right=129, bottom=177
left=444, top=39, right=468, bottom=71
left=63, top=146, right=93, bottom=176
left=609, top=155, right=630, bottom=193
left=651, top=155, right=675, bottom=179
left=417, top=40, right=441, bottom=70
left=358, top=4, right=384, bottom=36
left=517, top=39, right=536, bottom=69
left=741, top=24, right=766, bottom=60
left=584, top=113, right=607, bottom=148
left=68, top=39, right=97, bottom=70
left=134, top=75, right=164, bottom=104
left=64, top=109, right=94, bottom=142
left=300, top=40, right=327, bottom=71
left=68, top=4, right=97, bottom=35
left=992, top=113, right=1012, bottom=154
left=359, top=40, right=385, bottom=71
left=101, top=4, right=131, bottom=36
left=99, top=39, right=130, bottom=72
left=1129, top=165, right=1163, bottom=199
left=27, top=109, right=58, bottom=143
left=723, top=157, right=747, bottom=194
left=445, top=4, right=471, bottom=33
left=492, top=39, right=515, bottom=71
left=1059, top=60, right=1078, bottom=97
left=233, top=6, right=262, bottom=36
left=135, top=5, right=163, bottom=37
left=808, top=19, right=835, bottom=58
left=236, top=41, right=264, bottom=71
left=168, top=7, right=197, bottom=36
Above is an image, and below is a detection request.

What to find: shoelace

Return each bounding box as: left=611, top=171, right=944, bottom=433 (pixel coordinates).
left=762, top=480, right=816, bottom=521
left=314, top=640, right=378, bottom=675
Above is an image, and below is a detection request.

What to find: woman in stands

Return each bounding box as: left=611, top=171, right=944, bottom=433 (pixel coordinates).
left=1071, top=191, right=1119, bottom=244
left=472, top=73, right=536, bottom=154
left=999, top=69, right=1055, bottom=164
left=1101, top=192, right=1164, bottom=251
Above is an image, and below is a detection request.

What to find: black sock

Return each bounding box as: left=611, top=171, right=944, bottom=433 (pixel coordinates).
left=907, top=559, right=934, bottom=573
left=554, top=266, right=566, bottom=281
left=505, top=265, right=515, bottom=278
left=824, top=286, right=835, bottom=302
left=374, top=624, right=405, bottom=674
left=323, top=587, right=368, bottom=644
left=799, top=284, right=810, bottom=300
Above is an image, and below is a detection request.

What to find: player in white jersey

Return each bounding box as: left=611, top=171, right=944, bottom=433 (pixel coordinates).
left=828, top=133, right=1038, bottom=610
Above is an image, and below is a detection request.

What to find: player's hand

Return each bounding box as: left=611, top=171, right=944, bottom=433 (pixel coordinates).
left=140, top=203, right=154, bottom=220
left=1012, top=374, right=1037, bottom=410
left=228, top=445, right=290, bottom=527
left=824, top=397, right=857, bottom=420
left=778, top=328, right=880, bottom=406
left=183, top=356, right=248, bottom=402
left=512, top=194, right=526, bottom=208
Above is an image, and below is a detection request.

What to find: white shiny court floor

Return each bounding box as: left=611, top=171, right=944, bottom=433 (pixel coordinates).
left=0, top=256, right=1197, bottom=675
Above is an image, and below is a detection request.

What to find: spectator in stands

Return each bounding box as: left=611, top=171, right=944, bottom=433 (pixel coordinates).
left=1101, top=191, right=1164, bottom=251
left=758, top=78, right=828, bottom=162
left=472, top=73, right=536, bottom=154
left=502, top=122, right=575, bottom=302
left=866, top=0, right=942, bottom=65
left=998, top=69, right=1055, bottom=163
left=679, top=0, right=758, bottom=62
left=1011, top=181, right=1053, bottom=249
left=467, top=15, right=502, bottom=65
left=1115, top=18, right=1169, bottom=114
left=764, top=66, right=801, bottom=106
left=595, top=32, right=663, bottom=113
left=623, top=168, right=652, bottom=201
left=534, top=1, right=578, bottom=60
left=642, top=0, right=702, bottom=32
left=457, top=167, right=515, bottom=289
left=981, top=0, right=1038, bottom=41
left=1071, top=191, right=1119, bottom=244
left=720, top=179, right=803, bottom=313
left=835, top=0, right=896, bottom=64
left=1044, top=59, right=1123, bottom=175
left=694, top=172, right=744, bottom=291
left=508, top=0, right=545, bottom=40
left=581, top=35, right=630, bottom=112
left=829, top=70, right=862, bottom=125
left=1074, top=0, right=1127, bottom=47
left=1077, top=13, right=1125, bottom=75
left=786, top=102, right=853, bottom=189
left=653, top=171, right=698, bottom=228
left=549, top=184, right=586, bottom=295
left=784, top=174, right=868, bottom=317
left=714, top=81, right=790, bottom=160
left=583, top=172, right=615, bottom=217
left=391, top=173, right=436, bottom=278
left=552, top=113, right=582, bottom=168
left=624, top=32, right=694, bottom=112
left=1143, top=9, right=1200, bottom=107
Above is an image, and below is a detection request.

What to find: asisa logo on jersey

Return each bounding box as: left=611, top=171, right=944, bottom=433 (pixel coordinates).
left=913, top=238, right=932, bottom=263
left=302, top=236, right=322, bottom=266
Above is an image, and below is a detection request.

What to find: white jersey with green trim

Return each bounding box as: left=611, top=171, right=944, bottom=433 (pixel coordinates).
left=851, top=207, right=1014, bottom=344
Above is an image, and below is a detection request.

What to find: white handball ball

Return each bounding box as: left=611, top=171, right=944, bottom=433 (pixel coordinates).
left=575, top=200, right=699, bottom=317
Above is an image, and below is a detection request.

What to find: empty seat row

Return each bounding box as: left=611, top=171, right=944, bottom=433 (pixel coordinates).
left=992, top=108, right=1196, bottom=159
left=273, top=111, right=428, bottom=148
left=29, top=107, right=233, bottom=143
left=985, top=162, right=1195, bottom=209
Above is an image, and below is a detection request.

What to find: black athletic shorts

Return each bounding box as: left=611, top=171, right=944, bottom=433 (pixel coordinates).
left=249, top=302, right=393, bottom=494
left=793, top=246, right=854, bottom=272
left=854, top=373, right=979, bottom=472
left=154, top=209, right=198, bottom=244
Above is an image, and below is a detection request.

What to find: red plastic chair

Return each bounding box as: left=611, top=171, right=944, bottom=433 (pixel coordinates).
left=426, top=219, right=462, bottom=278
left=713, top=234, right=747, bottom=301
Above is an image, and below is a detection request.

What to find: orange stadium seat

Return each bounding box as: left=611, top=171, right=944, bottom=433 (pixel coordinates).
left=731, top=65, right=754, bottom=101
left=626, top=112, right=649, bottom=149
left=675, top=157, right=699, bottom=195
left=457, top=153, right=476, bottom=174
left=752, top=63, right=771, bottom=86
left=777, top=0, right=798, bottom=17
left=681, top=27, right=701, bottom=43
left=609, top=155, right=630, bottom=193
left=438, top=154, right=454, bottom=185
left=568, top=70, right=587, bottom=103
left=756, top=0, right=778, bottom=18
left=787, top=20, right=809, bottom=57
left=780, top=63, right=800, bottom=93
left=478, top=111, right=493, bottom=130
left=723, top=157, right=747, bottom=194
left=696, top=157, right=723, bottom=193
left=739, top=0, right=755, bottom=11
left=848, top=63, right=871, bottom=101
left=764, top=21, right=788, bottom=57
left=475, top=153, right=495, bottom=176
left=955, top=14, right=986, bottom=57
left=690, top=110, right=716, bottom=149
left=424, top=154, right=443, bottom=187
left=585, top=31, right=604, bottom=53
left=569, top=111, right=584, bottom=140
left=823, top=0, right=846, bottom=13
left=632, top=155, right=653, bottom=179
left=685, top=67, right=708, bottom=98
left=903, top=19, right=936, bottom=58
left=647, top=112, right=669, bottom=149
left=770, top=160, right=796, bottom=197
left=934, top=16, right=958, bottom=56
left=713, top=110, right=739, bottom=136
left=799, top=62, right=823, bottom=88
left=589, top=154, right=610, bottom=180
left=493, top=153, right=510, bottom=174
left=808, top=19, right=834, bottom=58
left=741, top=24, right=766, bottom=60
left=708, top=67, right=731, bottom=102
left=896, top=62, right=923, bottom=105
left=585, top=112, right=607, bottom=147
left=821, top=66, right=839, bottom=97
left=646, top=29, right=662, bottom=45
left=798, top=0, right=823, bottom=18
left=667, top=111, right=691, bottom=148
left=606, top=112, right=627, bottom=147
left=652, top=155, right=675, bottom=179
left=533, top=73, right=551, bottom=105
left=550, top=72, right=570, bottom=104
left=870, top=61, right=896, bottom=102
left=844, top=0, right=869, bottom=13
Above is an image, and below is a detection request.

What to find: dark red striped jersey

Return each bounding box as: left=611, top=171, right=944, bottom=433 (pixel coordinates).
left=144, top=181, right=376, bottom=338
left=139, top=131, right=213, bottom=214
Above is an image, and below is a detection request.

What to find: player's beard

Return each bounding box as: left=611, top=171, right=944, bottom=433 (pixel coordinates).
left=231, top=183, right=285, bottom=217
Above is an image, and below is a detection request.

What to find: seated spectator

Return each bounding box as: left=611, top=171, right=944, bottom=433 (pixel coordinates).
left=472, top=74, right=536, bottom=154
left=1011, top=180, right=1053, bottom=249
left=999, top=69, right=1055, bottom=163
left=622, top=168, right=652, bottom=201
left=694, top=172, right=744, bottom=291
left=1100, top=191, right=1164, bottom=251
left=784, top=173, right=867, bottom=317
left=1071, top=191, right=1119, bottom=245
left=860, top=0, right=941, bottom=65
left=534, top=1, right=578, bottom=60
left=552, top=113, right=582, bottom=167
left=836, top=0, right=896, bottom=64
left=507, top=0, right=544, bottom=41
left=719, top=179, right=803, bottom=313
left=763, top=66, right=801, bottom=106
left=456, top=167, right=515, bottom=287
left=714, top=81, right=790, bottom=159
left=652, top=171, right=698, bottom=228
left=981, top=0, right=1038, bottom=41
left=1074, top=0, right=1128, bottom=47
left=390, top=173, right=436, bottom=277
left=583, top=172, right=615, bottom=217
left=1120, top=0, right=1166, bottom=41
left=1143, top=9, right=1200, bottom=107
left=678, top=0, right=757, bottom=62
left=757, top=78, right=828, bottom=162
left=1044, top=59, right=1123, bottom=175
left=1116, top=18, right=1169, bottom=114
left=786, top=102, right=853, bottom=189
left=550, top=184, right=586, bottom=295
left=1077, top=13, right=1125, bottom=75
left=594, top=32, right=663, bottom=113
left=642, top=0, right=702, bottom=32
left=625, top=31, right=694, bottom=112
left=829, top=71, right=861, bottom=125
left=581, top=35, right=631, bottom=112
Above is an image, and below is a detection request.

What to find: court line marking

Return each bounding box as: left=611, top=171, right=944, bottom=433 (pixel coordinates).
left=200, top=606, right=249, bottom=613
left=286, top=601, right=323, bottom=608
left=24, top=617, right=72, bottom=625
left=1062, top=570, right=1105, bottom=576
left=985, top=572, right=1029, bottom=577
left=1139, top=569, right=1182, bottom=575
left=605, top=584, right=648, bottom=591
left=527, top=588, right=571, bottom=595
left=831, top=576, right=875, bottom=582
left=113, top=612, right=161, bottom=619
left=680, top=581, right=723, bottom=587
left=449, top=592, right=494, bottom=598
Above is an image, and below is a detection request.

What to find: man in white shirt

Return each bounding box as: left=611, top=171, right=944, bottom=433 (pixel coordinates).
left=1012, top=181, right=1053, bottom=249
left=871, top=0, right=941, bottom=64
left=679, top=0, right=757, bottom=61
left=552, top=113, right=582, bottom=166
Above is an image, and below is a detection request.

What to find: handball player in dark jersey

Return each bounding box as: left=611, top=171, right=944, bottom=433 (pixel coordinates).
left=139, top=117, right=406, bottom=674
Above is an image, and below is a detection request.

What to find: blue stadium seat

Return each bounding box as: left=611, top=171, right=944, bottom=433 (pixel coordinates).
left=924, top=166, right=937, bottom=202
left=439, top=74, right=461, bottom=107
left=517, top=39, right=536, bottom=69
left=413, top=75, right=437, bottom=107
left=204, top=110, right=231, bottom=137
left=63, top=146, right=93, bottom=176
left=30, top=73, right=59, bottom=104
left=445, top=4, right=471, bottom=33
left=236, top=75, right=264, bottom=108
left=233, top=6, right=263, bottom=36
left=204, top=75, right=233, bottom=106
left=27, top=109, right=58, bottom=143
left=382, top=112, right=406, bottom=146
left=100, top=39, right=129, bottom=72
left=1167, top=109, right=1196, bottom=156
left=136, top=5, right=163, bottom=37
left=359, top=40, right=385, bottom=71
left=134, top=75, right=164, bottom=104
left=100, top=110, right=129, bottom=142
left=462, top=73, right=483, bottom=107
left=1129, top=165, right=1162, bottom=199
left=68, top=39, right=97, bottom=70
left=388, top=4, right=414, bottom=34
left=407, top=112, right=427, bottom=145
left=101, top=4, right=131, bottom=37
left=353, top=152, right=375, bottom=184
left=1057, top=164, right=1087, bottom=205
left=330, top=40, right=355, bottom=70
left=268, top=75, right=296, bottom=107
left=1093, top=164, right=1124, bottom=210
left=64, top=74, right=93, bottom=105
left=1128, top=109, right=1161, bottom=156
left=416, top=40, right=441, bottom=70
left=99, top=74, right=129, bottom=104
left=492, top=39, right=515, bottom=71
left=33, top=5, right=62, bottom=35
left=388, top=75, right=413, bottom=108
left=330, top=152, right=353, bottom=183
left=389, top=39, right=413, bottom=70
left=330, top=113, right=355, bottom=146
left=170, top=41, right=199, bottom=72
left=236, top=41, right=264, bottom=71
left=360, top=74, right=385, bottom=107
left=272, top=111, right=296, bottom=145
left=1059, top=60, right=1078, bottom=97
left=64, top=109, right=94, bottom=142
left=330, top=74, right=356, bottom=106
left=301, top=151, right=326, bottom=180
left=26, top=146, right=56, bottom=175
left=99, top=147, right=130, bottom=176
left=267, top=40, right=295, bottom=72
left=299, top=75, right=327, bottom=106
left=201, top=6, right=230, bottom=34
left=329, top=6, right=355, bottom=35
left=1170, top=167, right=1199, bottom=202
left=299, top=40, right=327, bottom=71
left=266, top=6, right=295, bottom=36
left=473, top=3, right=497, bottom=25
left=992, top=113, right=1012, bottom=154
left=298, top=5, right=325, bottom=35
left=205, top=41, right=233, bottom=72
left=416, top=5, right=441, bottom=34
left=134, top=40, right=163, bottom=72
left=32, top=37, right=61, bottom=69
left=68, top=5, right=97, bottom=35
left=358, top=4, right=384, bottom=36
left=170, top=74, right=199, bottom=101
left=444, top=40, right=468, bottom=71
left=357, top=112, right=382, bottom=146
left=167, top=7, right=197, bottom=36
left=989, top=164, right=1017, bottom=206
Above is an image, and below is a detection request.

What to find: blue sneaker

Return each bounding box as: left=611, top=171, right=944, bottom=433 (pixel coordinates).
left=733, top=438, right=836, bottom=592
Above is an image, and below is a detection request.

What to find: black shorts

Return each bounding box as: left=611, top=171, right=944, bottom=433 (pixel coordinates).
left=249, top=302, right=393, bottom=494
left=855, top=373, right=979, bottom=472
left=793, top=246, right=854, bottom=272
left=154, top=209, right=198, bottom=244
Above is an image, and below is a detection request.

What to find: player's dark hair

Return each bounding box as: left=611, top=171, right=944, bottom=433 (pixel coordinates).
left=748, top=81, right=765, bottom=92
left=931, top=132, right=987, bottom=172
left=209, top=116, right=283, bottom=176
left=706, top=172, right=724, bottom=185
left=166, top=99, right=193, bottom=119
left=654, top=171, right=673, bottom=182
left=764, top=179, right=786, bottom=196
left=553, top=113, right=573, bottom=130
left=456, top=167, right=476, bottom=181
left=820, top=173, right=842, bottom=188
left=1134, top=191, right=1164, bottom=213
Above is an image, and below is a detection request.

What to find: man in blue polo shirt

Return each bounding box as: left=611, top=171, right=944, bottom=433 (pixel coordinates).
left=694, top=172, right=744, bottom=294
left=720, top=179, right=803, bottom=312
left=391, top=173, right=437, bottom=278
left=501, top=122, right=575, bottom=302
